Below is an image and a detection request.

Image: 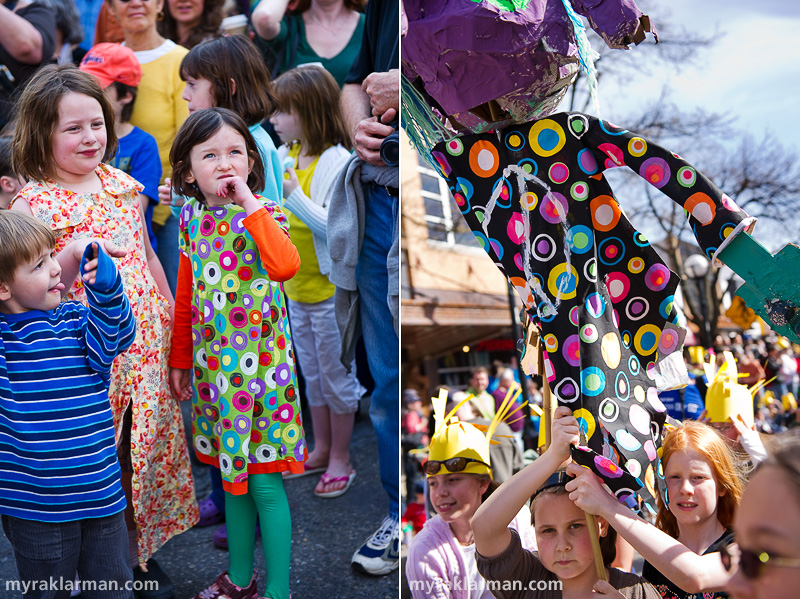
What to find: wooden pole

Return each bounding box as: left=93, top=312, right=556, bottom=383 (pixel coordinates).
left=540, top=341, right=607, bottom=582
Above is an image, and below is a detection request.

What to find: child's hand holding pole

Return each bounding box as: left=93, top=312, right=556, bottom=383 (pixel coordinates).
left=472, top=406, right=579, bottom=559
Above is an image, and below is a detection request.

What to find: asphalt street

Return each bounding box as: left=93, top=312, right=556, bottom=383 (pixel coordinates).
left=0, top=397, right=399, bottom=599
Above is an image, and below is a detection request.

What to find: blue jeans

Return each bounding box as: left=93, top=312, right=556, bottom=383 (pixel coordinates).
left=209, top=466, right=226, bottom=513
left=2, top=512, right=133, bottom=599
left=154, top=214, right=179, bottom=296
left=355, top=184, right=399, bottom=520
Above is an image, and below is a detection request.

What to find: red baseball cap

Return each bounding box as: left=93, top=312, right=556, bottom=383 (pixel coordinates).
left=80, top=43, right=142, bottom=88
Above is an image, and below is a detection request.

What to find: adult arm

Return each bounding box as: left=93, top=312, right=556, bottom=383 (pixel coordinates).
left=565, top=464, right=733, bottom=594
left=341, top=83, right=395, bottom=166
left=250, top=0, right=290, bottom=41
left=0, top=2, right=49, bottom=64
left=472, top=407, right=579, bottom=558
left=361, top=69, right=399, bottom=118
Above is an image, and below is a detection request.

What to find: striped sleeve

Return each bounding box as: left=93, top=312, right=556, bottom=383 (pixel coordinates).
left=79, top=247, right=136, bottom=379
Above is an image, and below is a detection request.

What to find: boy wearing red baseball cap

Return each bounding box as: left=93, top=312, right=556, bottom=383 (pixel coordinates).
left=80, top=43, right=162, bottom=253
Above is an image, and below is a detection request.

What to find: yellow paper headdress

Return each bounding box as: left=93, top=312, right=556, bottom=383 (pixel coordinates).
left=703, top=351, right=756, bottom=428
left=426, top=387, right=522, bottom=478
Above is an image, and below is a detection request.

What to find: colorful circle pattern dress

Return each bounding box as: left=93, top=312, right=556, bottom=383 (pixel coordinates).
left=432, top=113, right=752, bottom=509
left=179, top=197, right=305, bottom=493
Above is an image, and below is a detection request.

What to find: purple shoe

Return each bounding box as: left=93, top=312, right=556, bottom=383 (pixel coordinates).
left=212, top=523, right=261, bottom=550
left=197, top=498, right=225, bottom=527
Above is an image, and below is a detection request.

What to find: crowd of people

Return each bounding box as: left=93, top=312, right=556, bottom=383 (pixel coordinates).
left=402, top=336, right=800, bottom=599
left=0, top=1, right=399, bottom=598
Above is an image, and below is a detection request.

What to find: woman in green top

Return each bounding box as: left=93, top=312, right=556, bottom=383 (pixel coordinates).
left=251, top=0, right=365, bottom=86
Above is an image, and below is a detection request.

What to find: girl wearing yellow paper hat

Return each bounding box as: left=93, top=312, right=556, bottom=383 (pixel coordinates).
left=405, top=390, right=537, bottom=599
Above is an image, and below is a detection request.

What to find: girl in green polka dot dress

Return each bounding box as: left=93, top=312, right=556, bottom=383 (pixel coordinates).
left=167, top=107, right=303, bottom=599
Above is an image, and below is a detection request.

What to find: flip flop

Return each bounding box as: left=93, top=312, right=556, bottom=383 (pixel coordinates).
left=283, top=465, right=327, bottom=480
left=314, top=470, right=357, bottom=499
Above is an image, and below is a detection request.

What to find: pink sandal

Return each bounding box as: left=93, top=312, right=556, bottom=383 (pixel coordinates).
left=314, top=470, right=356, bottom=499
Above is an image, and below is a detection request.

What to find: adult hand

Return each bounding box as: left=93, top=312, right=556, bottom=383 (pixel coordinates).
left=361, top=69, right=399, bottom=118
left=353, top=112, right=396, bottom=166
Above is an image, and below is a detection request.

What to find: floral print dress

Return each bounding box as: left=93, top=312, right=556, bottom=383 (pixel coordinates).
left=14, top=164, right=198, bottom=566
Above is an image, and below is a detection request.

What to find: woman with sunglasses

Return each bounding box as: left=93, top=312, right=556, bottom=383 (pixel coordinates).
left=724, top=437, right=800, bottom=598
left=405, top=393, right=537, bottom=598
left=566, top=420, right=742, bottom=599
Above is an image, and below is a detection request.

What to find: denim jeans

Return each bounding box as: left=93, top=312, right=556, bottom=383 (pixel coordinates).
left=355, top=184, right=400, bottom=520
left=154, top=213, right=179, bottom=296
left=2, top=512, right=133, bottom=599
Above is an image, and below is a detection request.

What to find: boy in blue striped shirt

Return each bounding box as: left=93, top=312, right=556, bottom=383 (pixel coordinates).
left=0, top=211, right=137, bottom=599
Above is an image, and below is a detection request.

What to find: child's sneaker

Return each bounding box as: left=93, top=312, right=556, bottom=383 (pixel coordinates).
left=193, top=571, right=258, bottom=599
left=351, top=515, right=399, bottom=576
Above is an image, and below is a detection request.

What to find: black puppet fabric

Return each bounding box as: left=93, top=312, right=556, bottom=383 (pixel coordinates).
left=430, top=113, right=752, bottom=509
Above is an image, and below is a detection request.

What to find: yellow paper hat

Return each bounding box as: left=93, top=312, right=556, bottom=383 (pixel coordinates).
left=704, top=351, right=755, bottom=428
left=427, top=388, right=521, bottom=478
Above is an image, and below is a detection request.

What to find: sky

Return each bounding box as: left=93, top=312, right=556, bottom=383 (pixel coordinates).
left=600, top=0, right=800, bottom=154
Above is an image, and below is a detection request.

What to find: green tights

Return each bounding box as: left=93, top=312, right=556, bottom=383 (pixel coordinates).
left=225, top=472, right=291, bottom=599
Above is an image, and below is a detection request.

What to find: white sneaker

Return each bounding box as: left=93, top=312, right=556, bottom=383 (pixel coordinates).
left=351, top=515, right=400, bottom=576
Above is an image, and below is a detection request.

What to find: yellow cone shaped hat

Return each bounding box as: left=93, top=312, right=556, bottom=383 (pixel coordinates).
left=704, top=351, right=755, bottom=428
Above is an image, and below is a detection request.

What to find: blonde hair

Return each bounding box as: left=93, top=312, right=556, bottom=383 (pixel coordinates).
left=0, top=211, right=57, bottom=283
left=655, top=421, right=743, bottom=538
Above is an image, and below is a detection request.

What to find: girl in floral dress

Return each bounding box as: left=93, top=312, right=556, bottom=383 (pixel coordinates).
left=167, top=107, right=303, bottom=599
left=9, top=65, right=197, bottom=573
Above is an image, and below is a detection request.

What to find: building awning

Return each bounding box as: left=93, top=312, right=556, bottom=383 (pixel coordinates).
left=402, top=287, right=517, bottom=360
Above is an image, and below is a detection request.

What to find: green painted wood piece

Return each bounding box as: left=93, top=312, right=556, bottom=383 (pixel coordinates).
left=716, top=233, right=800, bottom=341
